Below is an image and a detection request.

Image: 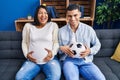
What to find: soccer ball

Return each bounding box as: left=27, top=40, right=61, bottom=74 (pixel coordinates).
left=69, top=42, right=86, bottom=58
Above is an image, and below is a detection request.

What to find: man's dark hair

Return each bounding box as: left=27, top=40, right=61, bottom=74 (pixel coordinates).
left=66, top=4, right=80, bottom=12
left=33, top=5, right=51, bottom=26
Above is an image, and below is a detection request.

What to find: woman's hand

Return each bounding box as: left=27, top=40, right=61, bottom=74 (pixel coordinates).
left=27, top=51, right=37, bottom=63
left=60, top=46, right=74, bottom=57
left=43, top=48, right=53, bottom=62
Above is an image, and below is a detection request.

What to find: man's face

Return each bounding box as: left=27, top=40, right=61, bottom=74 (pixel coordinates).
left=66, top=9, right=81, bottom=28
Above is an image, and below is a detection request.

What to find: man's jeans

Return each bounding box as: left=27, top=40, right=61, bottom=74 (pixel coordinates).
left=63, top=57, right=106, bottom=80
left=16, top=57, right=61, bottom=80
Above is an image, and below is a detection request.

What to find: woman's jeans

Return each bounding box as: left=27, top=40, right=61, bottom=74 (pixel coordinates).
left=63, top=57, right=106, bottom=80
left=16, top=57, right=61, bottom=80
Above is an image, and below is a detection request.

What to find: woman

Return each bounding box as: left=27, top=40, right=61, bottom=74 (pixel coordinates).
left=16, top=5, right=61, bottom=80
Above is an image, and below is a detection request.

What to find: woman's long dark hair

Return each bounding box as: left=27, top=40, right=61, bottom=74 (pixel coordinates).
left=33, top=5, right=51, bottom=26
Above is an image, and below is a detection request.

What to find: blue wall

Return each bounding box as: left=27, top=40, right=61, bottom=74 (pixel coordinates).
left=0, top=0, right=39, bottom=31
left=0, top=0, right=119, bottom=31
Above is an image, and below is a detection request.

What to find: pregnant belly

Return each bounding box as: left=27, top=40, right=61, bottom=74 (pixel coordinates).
left=31, top=48, right=48, bottom=64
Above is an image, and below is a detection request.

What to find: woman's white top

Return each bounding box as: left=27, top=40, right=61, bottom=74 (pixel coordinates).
left=22, top=22, right=59, bottom=64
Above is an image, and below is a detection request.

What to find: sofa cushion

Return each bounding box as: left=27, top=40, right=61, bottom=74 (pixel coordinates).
left=95, top=29, right=120, bottom=57
left=94, top=57, right=120, bottom=80
left=111, top=42, right=120, bottom=62
left=0, top=31, right=25, bottom=59
left=0, top=59, right=25, bottom=80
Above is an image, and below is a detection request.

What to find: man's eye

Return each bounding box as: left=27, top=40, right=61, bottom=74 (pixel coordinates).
left=68, top=15, right=71, bottom=17
left=74, top=14, right=77, bottom=17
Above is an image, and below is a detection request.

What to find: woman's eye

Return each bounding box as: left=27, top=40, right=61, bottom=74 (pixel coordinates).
left=38, top=11, right=48, bottom=14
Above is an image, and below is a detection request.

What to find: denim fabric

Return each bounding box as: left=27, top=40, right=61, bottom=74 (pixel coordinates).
left=16, top=57, right=61, bottom=80
left=62, top=57, right=106, bottom=80
left=80, top=6, right=84, bottom=18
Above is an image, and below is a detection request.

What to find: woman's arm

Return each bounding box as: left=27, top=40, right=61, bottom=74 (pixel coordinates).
left=22, top=23, right=30, bottom=58
left=52, top=23, right=59, bottom=56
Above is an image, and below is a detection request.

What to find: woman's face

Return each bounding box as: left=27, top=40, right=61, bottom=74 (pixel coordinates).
left=38, top=8, right=48, bottom=25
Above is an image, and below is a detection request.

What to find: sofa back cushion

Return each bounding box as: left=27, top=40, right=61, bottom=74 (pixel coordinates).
left=0, top=31, right=25, bottom=59
left=95, top=29, right=120, bottom=57
left=0, top=29, right=120, bottom=59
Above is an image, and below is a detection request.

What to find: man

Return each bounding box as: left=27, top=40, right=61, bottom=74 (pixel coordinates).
left=58, top=4, right=106, bottom=80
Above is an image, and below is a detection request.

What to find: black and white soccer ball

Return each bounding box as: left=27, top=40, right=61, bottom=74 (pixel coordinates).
left=69, top=42, right=86, bottom=58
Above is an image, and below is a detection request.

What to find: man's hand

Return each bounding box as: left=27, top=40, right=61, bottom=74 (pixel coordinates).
left=60, top=46, right=74, bottom=57
left=27, top=51, right=37, bottom=63
left=43, top=48, right=53, bottom=62
left=80, top=45, right=91, bottom=58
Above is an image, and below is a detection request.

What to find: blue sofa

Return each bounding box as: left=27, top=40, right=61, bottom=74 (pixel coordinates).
left=0, top=29, right=120, bottom=80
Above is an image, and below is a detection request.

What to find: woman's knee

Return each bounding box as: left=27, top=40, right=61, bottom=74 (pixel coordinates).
left=47, top=59, right=61, bottom=70
left=44, top=59, right=61, bottom=80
